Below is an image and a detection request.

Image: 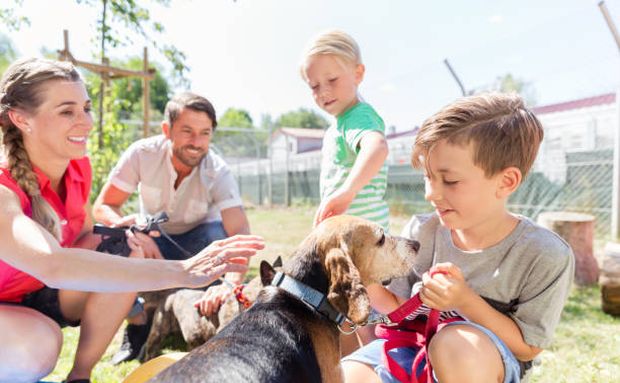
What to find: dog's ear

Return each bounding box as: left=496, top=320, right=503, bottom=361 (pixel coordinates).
left=325, top=248, right=370, bottom=324
left=272, top=255, right=283, bottom=269
left=260, top=260, right=276, bottom=286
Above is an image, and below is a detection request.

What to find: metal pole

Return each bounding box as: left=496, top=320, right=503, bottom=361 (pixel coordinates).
left=599, top=1, right=620, bottom=239
left=256, top=137, right=262, bottom=205
left=285, top=133, right=290, bottom=207
left=268, top=126, right=273, bottom=207
left=443, top=58, right=467, bottom=96
left=614, top=92, right=620, bottom=239
left=599, top=1, right=620, bottom=52
left=143, top=47, right=150, bottom=138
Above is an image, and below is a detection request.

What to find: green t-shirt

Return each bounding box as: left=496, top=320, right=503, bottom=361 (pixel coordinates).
left=320, top=102, right=389, bottom=229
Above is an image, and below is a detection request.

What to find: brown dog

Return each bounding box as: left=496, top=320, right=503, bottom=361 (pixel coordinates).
left=141, top=266, right=273, bottom=362
left=150, top=215, right=420, bottom=383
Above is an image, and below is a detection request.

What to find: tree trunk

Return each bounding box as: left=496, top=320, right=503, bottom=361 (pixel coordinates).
left=537, top=212, right=599, bottom=286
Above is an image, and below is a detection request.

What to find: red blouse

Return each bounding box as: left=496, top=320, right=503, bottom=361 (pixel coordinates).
left=0, top=157, right=92, bottom=302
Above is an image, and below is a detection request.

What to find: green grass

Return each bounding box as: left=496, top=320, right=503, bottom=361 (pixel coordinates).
left=46, top=207, right=620, bottom=382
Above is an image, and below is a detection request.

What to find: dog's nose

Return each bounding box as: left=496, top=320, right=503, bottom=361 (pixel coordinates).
left=408, top=240, right=420, bottom=252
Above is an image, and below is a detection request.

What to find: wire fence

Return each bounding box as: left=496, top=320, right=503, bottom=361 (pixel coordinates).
left=219, top=125, right=616, bottom=240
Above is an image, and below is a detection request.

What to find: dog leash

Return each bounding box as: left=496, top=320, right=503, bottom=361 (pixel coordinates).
left=376, top=270, right=459, bottom=383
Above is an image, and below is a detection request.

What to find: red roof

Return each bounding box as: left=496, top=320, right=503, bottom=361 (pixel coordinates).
left=533, top=93, right=616, bottom=115
left=387, top=127, right=419, bottom=140
left=273, top=127, right=325, bottom=139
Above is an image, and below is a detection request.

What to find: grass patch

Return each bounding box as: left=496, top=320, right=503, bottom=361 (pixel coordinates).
left=46, top=207, right=620, bottom=382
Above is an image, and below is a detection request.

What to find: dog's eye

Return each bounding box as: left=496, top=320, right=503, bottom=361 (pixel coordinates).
left=377, top=233, right=385, bottom=246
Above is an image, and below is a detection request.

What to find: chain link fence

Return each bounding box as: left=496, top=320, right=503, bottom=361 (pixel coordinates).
left=218, top=113, right=616, bottom=241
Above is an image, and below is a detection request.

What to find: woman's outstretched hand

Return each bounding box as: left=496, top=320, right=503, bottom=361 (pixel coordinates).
left=181, top=235, right=265, bottom=288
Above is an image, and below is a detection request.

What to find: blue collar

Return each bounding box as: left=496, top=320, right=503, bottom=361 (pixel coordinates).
left=270, top=271, right=345, bottom=325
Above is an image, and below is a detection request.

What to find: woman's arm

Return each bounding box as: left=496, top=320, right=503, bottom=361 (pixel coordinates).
left=0, top=185, right=263, bottom=292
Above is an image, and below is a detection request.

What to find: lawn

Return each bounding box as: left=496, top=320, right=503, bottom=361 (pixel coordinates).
left=45, top=207, right=620, bottom=382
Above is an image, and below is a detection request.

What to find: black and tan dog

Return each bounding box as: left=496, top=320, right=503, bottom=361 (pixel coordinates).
left=149, top=215, right=420, bottom=383
left=141, top=260, right=277, bottom=361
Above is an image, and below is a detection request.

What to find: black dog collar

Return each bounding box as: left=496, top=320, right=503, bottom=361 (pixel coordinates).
left=271, top=271, right=345, bottom=325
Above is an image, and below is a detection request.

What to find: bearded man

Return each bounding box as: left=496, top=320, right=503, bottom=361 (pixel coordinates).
left=93, top=92, right=250, bottom=363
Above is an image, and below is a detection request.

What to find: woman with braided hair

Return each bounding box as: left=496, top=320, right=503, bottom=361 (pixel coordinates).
left=0, top=58, right=263, bottom=383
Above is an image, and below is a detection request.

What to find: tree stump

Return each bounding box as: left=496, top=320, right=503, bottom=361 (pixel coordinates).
left=600, top=242, right=620, bottom=316
left=537, top=212, right=599, bottom=285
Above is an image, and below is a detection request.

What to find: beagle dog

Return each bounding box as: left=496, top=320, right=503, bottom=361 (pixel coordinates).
left=142, top=262, right=274, bottom=362
left=149, top=215, right=420, bottom=383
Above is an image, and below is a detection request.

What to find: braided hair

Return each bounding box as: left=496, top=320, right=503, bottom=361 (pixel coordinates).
left=0, top=58, right=82, bottom=240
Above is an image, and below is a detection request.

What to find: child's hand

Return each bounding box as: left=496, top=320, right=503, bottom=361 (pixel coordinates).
left=313, top=188, right=355, bottom=227
left=194, top=284, right=232, bottom=317
left=419, top=262, right=475, bottom=312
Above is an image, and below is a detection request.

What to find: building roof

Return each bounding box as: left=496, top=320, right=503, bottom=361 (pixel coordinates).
left=533, top=93, right=616, bottom=115
left=273, top=127, right=325, bottom=139
left=387, top=127, right=419, bottom=140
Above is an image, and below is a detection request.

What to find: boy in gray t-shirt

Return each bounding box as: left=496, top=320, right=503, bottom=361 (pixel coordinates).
left=342, top=93, right=575, bottom=383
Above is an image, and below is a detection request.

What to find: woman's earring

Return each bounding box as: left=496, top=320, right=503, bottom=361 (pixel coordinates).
left=26, top=127, right=32, bottom=134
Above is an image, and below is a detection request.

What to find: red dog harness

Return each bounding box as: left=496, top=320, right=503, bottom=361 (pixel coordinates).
left=375, top=276, right=463, bottom=383
left=232, top=284, right=253, bottom=309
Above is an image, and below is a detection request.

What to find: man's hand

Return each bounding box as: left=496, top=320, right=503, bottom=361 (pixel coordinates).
left=419, top=262, right=476, bottom=312
left=111, top=213, right=139, bottom=228
left=313, top=188, right=356, bottom=227
left=194, top=284, right=233, bottom=316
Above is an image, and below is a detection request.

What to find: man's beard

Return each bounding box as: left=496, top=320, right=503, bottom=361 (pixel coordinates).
left=173, top=145, right=206, bottom=168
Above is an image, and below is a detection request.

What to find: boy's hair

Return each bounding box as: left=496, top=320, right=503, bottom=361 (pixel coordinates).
left=412, top=92, right=543, bottom=178
left=164, top=92, right=218, bottom=130
left=300, top=30, right=362, bottom=78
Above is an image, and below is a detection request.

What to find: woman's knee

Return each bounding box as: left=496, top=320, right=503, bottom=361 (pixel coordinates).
left=428, top=325, right=503, bottom=382
left=0, top=307, right=62, bottom=382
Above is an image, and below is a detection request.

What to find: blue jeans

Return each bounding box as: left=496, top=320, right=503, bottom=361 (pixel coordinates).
left=153, top=221, right=227, bottom=260
left=342, top=321, right=522, bottom=383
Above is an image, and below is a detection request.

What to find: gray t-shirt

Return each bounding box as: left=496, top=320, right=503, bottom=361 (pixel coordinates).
left=390, top=213, right=574, bottom=349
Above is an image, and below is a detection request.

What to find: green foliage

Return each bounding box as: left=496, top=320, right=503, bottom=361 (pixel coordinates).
left=275, top=107, right=329, bottom=129
left=486, top=73, right=537, bottom=106
left=84, top=56, right=171, bottom=200
left=0, top=33, right=17, bottom=74
left=219, top=107, right=254, bottom=128
left=108, top=57, right=171, bottom=118
left=87, top=76, right=142, bottom=199
left=0, top=0, right=30, bottom=31
left=76, top=0, right=189, bottom=86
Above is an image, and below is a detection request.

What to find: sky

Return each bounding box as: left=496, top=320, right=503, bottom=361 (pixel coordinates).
left=3, top=0, right=620, bottom=132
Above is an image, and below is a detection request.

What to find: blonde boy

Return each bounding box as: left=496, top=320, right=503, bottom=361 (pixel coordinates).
left=301, top=30, right=390, bottom=229
left=342, top=93, right=574, bottom=383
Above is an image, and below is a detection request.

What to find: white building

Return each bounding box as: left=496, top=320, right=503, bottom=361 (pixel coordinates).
left=533, top=93, right=617, bottom=182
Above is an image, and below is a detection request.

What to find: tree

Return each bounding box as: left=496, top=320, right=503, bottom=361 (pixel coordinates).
left=485, top=73, right=537, bottom=106
left=84, top=56, right=172, bottom=198
left=275, top=108, right=329, bottom=130
left=0, top=1, right=29, bottom=32
left=107, top=57, right=171, bottom=119
left=219, top=108, right=254, bottom=128
left=0, top=33, right=17, bottom=74
left=76, top=0, right=189, bottom=85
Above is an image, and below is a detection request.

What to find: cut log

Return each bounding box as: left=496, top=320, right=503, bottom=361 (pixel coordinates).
left=600, top=242, right=620, bottom=316
left=537, top=212, right=599, bottom=286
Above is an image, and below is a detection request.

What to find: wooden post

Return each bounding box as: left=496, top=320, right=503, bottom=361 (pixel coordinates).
left=143, top=47, right=150, bottom=138
left=600, top=242, right=620, bottom=316
left=537, top=211, right=599, bottom=285
left=57, top=30, right=156, bottom=141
